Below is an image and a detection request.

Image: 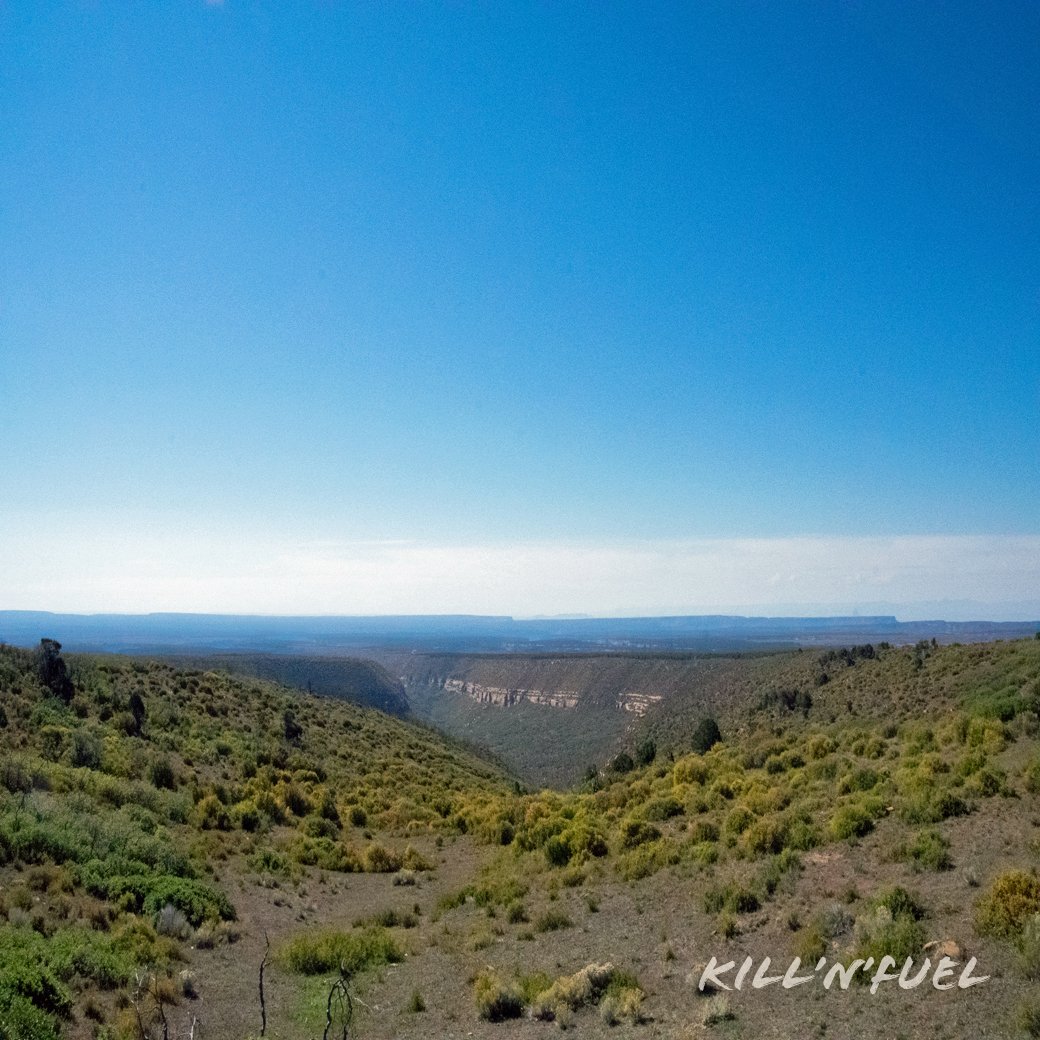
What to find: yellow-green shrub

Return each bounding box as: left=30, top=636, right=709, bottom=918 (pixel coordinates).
left=976, top=870, right=1040, bottom=938
left=473, top=968, right=523, bottom=1021
left=673, top=754, right=709, bottom=785
left=281, top=926, right=402, bottom=976
left=829, top=803, right=874, bottom=840
left=530, top=962, right=616, bottom=1020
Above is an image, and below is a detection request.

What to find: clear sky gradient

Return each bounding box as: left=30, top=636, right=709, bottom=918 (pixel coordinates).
left=2, top=2, right=1038, bottom=618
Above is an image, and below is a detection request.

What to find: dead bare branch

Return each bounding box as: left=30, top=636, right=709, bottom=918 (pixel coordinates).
left=259, top=930, right=271, bottom=1037
left=322, top=969, right=355, bottom=1040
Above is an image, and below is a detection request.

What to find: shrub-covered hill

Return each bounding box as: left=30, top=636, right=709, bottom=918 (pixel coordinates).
left=635, top=635, right=1040, bottom=753
left=0, top=642, right=511, bottom=1039
left=2, top=637, right=1040, bottom=1039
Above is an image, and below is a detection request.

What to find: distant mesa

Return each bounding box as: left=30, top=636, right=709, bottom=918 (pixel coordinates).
left=2, top=610, right=1038, bottom=656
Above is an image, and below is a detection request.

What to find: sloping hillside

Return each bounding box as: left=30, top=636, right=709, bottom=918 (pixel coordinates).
left=383, top=641, right=1040, bottom=787
left=0, top=642, right=511, bottom=1040
left=159, top=651, right=411, bottom=716
left=640, top=636, right=1040, bottom=751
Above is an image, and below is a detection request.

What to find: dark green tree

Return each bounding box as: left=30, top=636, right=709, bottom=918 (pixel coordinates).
left=609, top=751, right=635, bottom=774
left=37, top=638, right=74, bottom=704
left=635, top=738, right=657, bottom=766
left=691, top=717, right=722, bottom=754
left=283, top=709, right=303, bottom=744
left=129, top=691, right=147, bottom=736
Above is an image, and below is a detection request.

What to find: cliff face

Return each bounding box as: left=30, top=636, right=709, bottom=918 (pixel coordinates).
left=439, top=677, right=661, bottom=714
left=442, top=678, right=581, bottom=709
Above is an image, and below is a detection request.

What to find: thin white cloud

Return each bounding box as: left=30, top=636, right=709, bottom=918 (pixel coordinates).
left=0, top=517, right=1038, bottom=620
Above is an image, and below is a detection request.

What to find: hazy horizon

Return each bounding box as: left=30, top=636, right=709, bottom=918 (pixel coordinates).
left=3, top=531, right=1038, bottom=622
left=4, top=604, right=1040, bottom=624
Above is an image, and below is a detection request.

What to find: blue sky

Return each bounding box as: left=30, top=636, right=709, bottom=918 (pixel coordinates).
left=2, top=2, right=1038, bottom=617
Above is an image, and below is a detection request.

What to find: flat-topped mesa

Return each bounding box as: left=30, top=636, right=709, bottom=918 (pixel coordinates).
left=442, top=678, right=660, bottom=713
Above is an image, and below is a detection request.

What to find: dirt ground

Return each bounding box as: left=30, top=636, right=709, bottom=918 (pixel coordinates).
left=176, top=794, right=1034, bottom=1040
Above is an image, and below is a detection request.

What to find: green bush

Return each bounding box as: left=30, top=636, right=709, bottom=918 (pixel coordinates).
left=967, top=767, right=1005, bottom=797
left=688, top=819, right=719, bottom=843
left=193, top=794, right=232, bottom=831
left=830, top=804, right=874, bottom=840
left=617, top=840, right=680, bottom=880
left=534, top=909, right=573, bottom=933
left=855, top=910, right=925, bottom=966
left=609, top=752, right=635, bottom=774
left=0, top=931, right=72, bottom=1020
left=506, top=900, right=528, bottom=924
left=840, top=767, right=881, bottom=793
left=635, top=739, right=657, bottom=766
left=354, top=908, right=418, bottom=929
left=688, top=840, right=719, bottom=865
left=0, top=924, right=147, bottom=1040
left=248, top=848, right=292, bottom=876
left=1024, top=758, right=1040, bottom=795
left=898, top=829, right=952, bottom=872
left=148, top=757, right=176, bottom=790
left=642, top=796, right=682, bottom=821
left=723, top=806, right=755, bottom=837
left=300, top=814, right=338, bottom=840
left=619, top=818, right=660, bottom=849
left=899, top=789, right=969, bottom=824
left=742, top=817, right=787, bottom=856
left=562, top=822, right=608, bottom=860
left=0, top=993, right=62, bottom=1040
left=855, top=888, right=926, bottom=967
left=794, top=925, right=826, bottom=963
left=69, top=730, right=102, bottom=769
left=544, top=834, right=572, bottom=867
left=704, top=882, right=760, bottom=915
left=785, top=817, right=820, bottom=851
left=761, top=850, right=801, bottom=896
left=289, top=835, right=362, bottom=873
left=78, top=868, right=235, bottom=926
left=362, top=843, right=402, bottom=873
left=874, top=887, right=925, bottom=921
left=281, top=926, right=403, bottom=976
left=807, top=734, right=836, bottom=759
left=673, top=754, right=709, bottom=785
